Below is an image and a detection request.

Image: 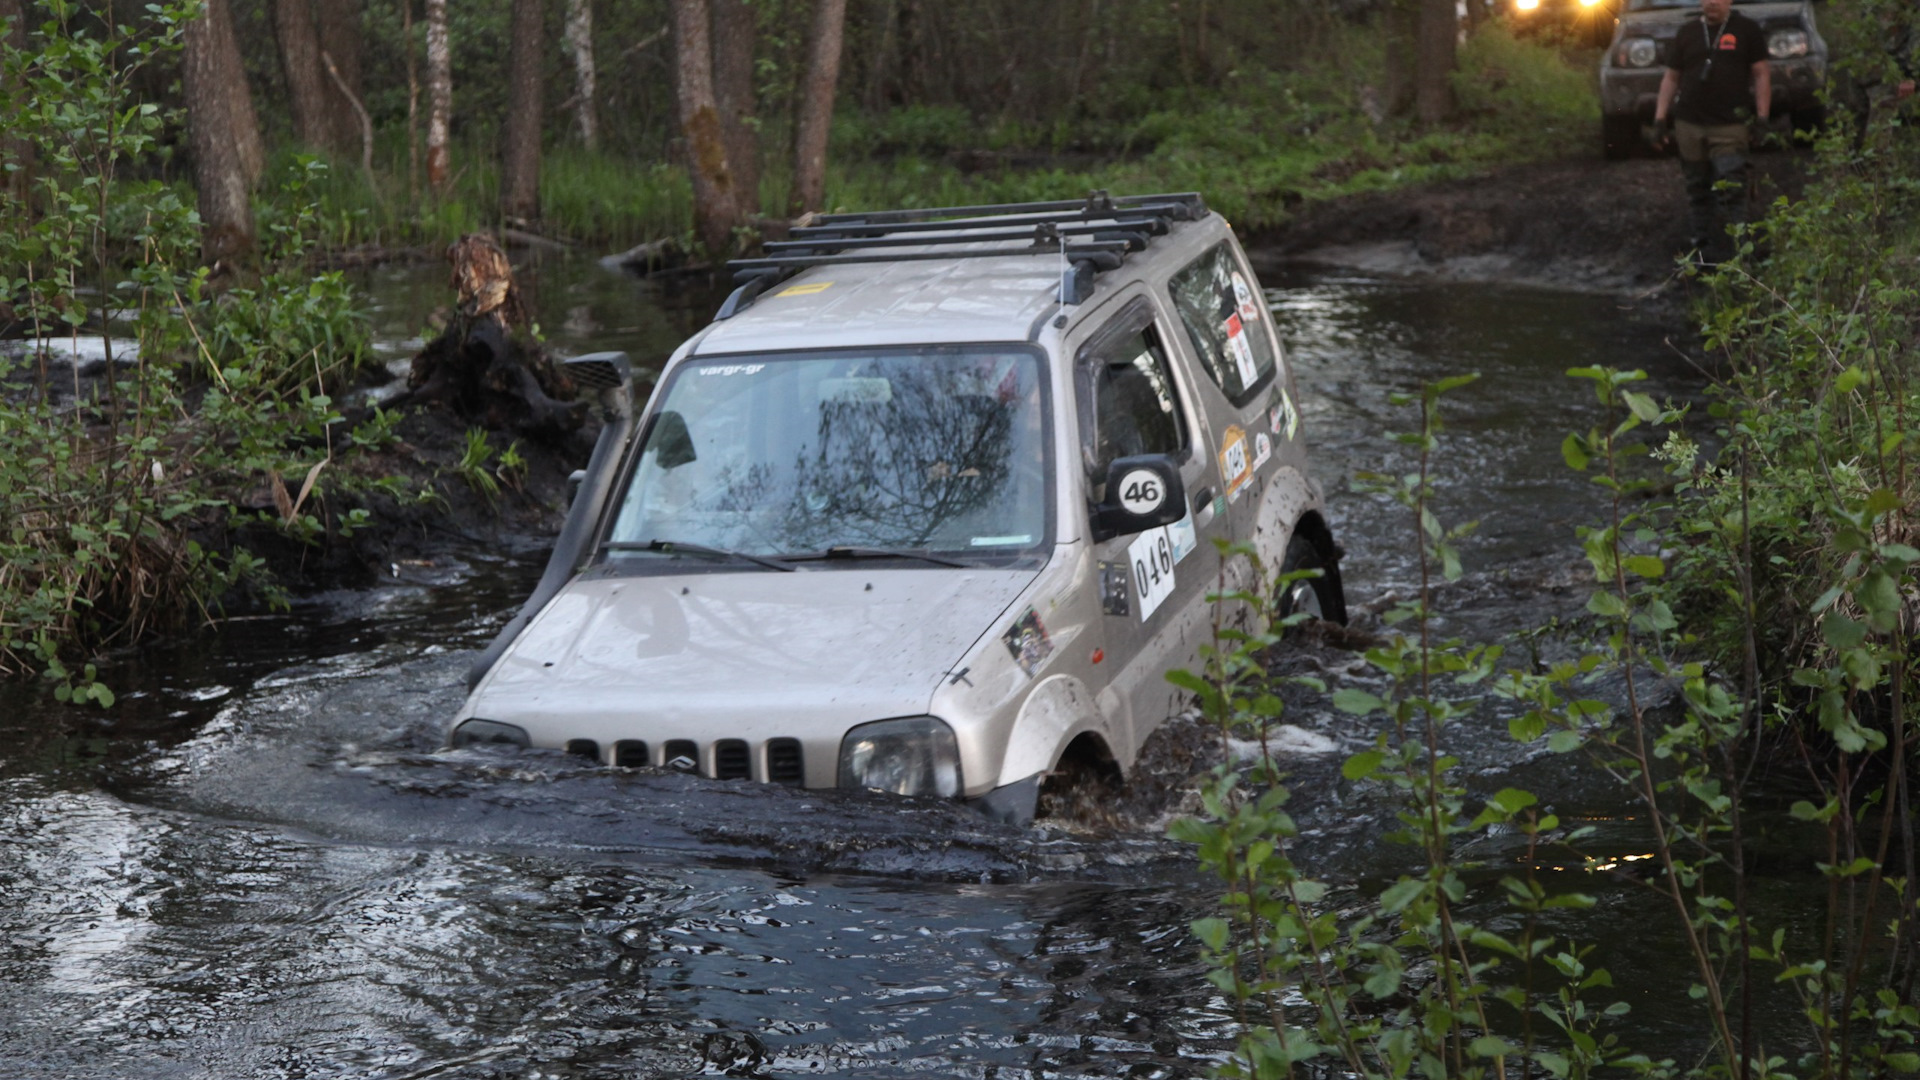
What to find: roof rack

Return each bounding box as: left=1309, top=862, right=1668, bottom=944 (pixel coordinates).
left=714, top=190, right=1209, bottom=320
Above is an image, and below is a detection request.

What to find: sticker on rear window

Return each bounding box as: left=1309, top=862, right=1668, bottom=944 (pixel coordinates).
left=1231, top=271, right=1260, bottom=324
left=1224, top=314, right=1259, bottom=387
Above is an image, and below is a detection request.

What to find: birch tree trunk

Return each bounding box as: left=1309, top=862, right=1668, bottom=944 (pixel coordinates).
left=789, top=0, right=846, bottom=217
left=500, top=0, right=543, bottom=224
left=1382, top=0, right=1416, bottom=118
left=183, top=0, right=256, bottom=264
left=425, top=0, right=451, bottom=193
left=563, top=0, right=597, bottom=149
left=1414, top=0, right=1456, bottom=125
left=207, top=0, right=265, bottom=185
left=315, top=0, right=364, bottom=154
left=669, top=0, right=740, bottom=256
left=272, top=0, right=332, bottom=148
left=711, top=0, right=758, bottom=221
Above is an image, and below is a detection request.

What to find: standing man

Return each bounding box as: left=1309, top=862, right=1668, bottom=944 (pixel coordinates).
left=1653, top=0, right=1771, bottom=261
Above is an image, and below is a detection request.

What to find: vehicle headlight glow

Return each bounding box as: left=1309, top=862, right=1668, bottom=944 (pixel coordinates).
left=1578, top=0, right=1602, bottom=8
left=1514, top=0, right=1540, bottom=11
left=1767, top=29, right=1808, bottom=59
left=451, top=718, right=531, bottom=748
left=1623, top=38, right=1659, bottom=68
left=838, top=716, right=962, bottom=798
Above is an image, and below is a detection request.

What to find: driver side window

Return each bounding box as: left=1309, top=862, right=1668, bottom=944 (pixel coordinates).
left=1079, top=321, right=1189, bottom=501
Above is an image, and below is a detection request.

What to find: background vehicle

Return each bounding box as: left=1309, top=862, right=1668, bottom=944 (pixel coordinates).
left=450, top=193, right=1345, bottom=825
left=1599, top=0, right=1829, bottom=159
left=1507, top=0, right=1622, bottom=48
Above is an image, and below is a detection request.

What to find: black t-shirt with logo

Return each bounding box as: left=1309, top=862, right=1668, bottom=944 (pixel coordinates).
left=1665, top=10, right=1769, bottom=125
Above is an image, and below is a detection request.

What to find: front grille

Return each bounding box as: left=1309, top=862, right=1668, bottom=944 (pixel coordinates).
left=612, top=739, right=650, bottom=768
left=663, top=739, right=700, bottom=773
left=565, top=738, right=601, bottom=762
left=714, top=739, right=751, bottom=780
left=767, top=738, right=804, bottom=785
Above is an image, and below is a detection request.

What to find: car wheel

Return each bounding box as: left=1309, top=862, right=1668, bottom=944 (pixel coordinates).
left=1602, top=114, right=1639, bottom=160
left=1276, top=534, right=1347, bottom=628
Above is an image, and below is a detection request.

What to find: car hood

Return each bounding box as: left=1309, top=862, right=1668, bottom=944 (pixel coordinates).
left=469, top=566, right=1038, bottom=733
left=1621, top=3, right=1804, bottom=34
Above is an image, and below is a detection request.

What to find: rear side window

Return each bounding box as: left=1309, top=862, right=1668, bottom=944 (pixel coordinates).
left=1168, top=242, right=1276, bottom=404
left=1078, top=318, right=1189, bottom=497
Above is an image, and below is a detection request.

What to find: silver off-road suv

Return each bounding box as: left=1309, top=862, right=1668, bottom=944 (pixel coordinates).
left=450, top=192, right=1346, bottom=824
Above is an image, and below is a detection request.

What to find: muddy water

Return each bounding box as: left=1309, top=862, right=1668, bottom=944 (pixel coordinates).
left=2, top=256, right=1727, bottom=1077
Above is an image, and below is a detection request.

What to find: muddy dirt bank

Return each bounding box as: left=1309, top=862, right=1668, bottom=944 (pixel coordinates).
left=1252, top=152, right=1809, bottom=294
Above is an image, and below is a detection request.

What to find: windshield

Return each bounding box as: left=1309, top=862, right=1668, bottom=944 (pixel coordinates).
left=607, top=348, right=1049, bottom=561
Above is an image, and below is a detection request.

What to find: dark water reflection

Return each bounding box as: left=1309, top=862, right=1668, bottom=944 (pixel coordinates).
left=0, top=261, right=1757, bottom=1077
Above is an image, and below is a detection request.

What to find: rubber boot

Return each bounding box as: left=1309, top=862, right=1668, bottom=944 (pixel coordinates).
left=1680, top=159, right=1716, bottom=260
left=1711, top=152, right=1750, bottom=261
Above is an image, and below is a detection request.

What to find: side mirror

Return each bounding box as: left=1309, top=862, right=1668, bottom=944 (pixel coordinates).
left=1091, top=454, right=1185, bottom=542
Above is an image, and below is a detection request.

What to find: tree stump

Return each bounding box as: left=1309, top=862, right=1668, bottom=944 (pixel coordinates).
left=391, top=233, right=583, bottom=440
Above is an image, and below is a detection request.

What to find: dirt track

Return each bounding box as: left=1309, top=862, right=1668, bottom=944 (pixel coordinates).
left=1252, top=151, right=1808, bottom=294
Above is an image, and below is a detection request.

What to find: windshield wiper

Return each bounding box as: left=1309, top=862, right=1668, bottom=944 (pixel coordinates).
left=603, top=538, right=795, bottom=572
left=785, top=545, right=972, bottom=569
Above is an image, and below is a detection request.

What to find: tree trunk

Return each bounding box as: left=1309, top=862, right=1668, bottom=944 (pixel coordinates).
left=711, top=0, right=758, bottom=221
left=390, top=234, right=584, bottom=441
left=1414, top=0, right=1456, bottom=125
left=425, top=0, right=451, bottom=192
left=206, top=0, right=266, bottom=186
left=1, top=0, right=31, bottom=217
left=500, top=0, right=543, bottom=224
left=404, top=0, right=420, bottom=195
left=564, top=0, right=597, bottom=149
left=315, top=0, right=364, bottom=154
left=1382, top=0, right=1417, bottom=118
left=789, top=0, right=846, bottom=217
left=272, top=0, right=332, bottom=148
left=183, top=0, right=256, bottom=265
left=669, top=0, right=740, bottom=256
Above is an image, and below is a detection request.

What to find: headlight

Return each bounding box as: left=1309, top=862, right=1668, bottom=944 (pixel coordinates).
left=1514, top=0, right=1539, bottom=11
left=1622, top=38, right=1659, bottom=67
left=1578, top=0, right=1602, bottom=8
left=1768, top=29, right=1808, bottom=59
left=451, top=718, right=531, bottom=748
left=838, top=717, right=962, bottom=798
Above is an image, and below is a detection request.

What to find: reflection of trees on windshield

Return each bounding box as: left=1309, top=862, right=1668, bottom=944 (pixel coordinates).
left=785, top=370, right=1014, bottom=547
left=635, top=354, right=1042, bottom=555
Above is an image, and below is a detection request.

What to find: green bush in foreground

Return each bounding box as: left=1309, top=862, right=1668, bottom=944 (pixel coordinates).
left=1173, top=90, right=1920, bottom=1078
left=0, top=2, right=384, bottom=690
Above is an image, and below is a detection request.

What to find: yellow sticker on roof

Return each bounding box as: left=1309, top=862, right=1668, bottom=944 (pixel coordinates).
left=778, top=281, right=834, bottom=297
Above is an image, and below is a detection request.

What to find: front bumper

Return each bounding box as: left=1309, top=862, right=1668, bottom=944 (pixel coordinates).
left=1600, top=56, right=1826, bottom=120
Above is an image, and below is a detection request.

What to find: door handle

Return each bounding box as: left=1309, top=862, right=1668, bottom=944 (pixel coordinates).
left=1191, top=485, right=1216, bottom=515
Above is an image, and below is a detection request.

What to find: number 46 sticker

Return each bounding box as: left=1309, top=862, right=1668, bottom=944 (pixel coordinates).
left=1127, top=526, right=1177, bottom=620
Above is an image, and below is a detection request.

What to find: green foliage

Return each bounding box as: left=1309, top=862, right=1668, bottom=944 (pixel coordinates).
left=1172, top=379, right=1644, bottom=1080
left=0, top=4, right=394, bottom=692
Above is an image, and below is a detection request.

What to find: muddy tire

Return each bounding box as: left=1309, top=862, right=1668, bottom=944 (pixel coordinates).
left=1602, top=115, right=1640, bottom=161
left=1276, top=534, right=1347, bottom=628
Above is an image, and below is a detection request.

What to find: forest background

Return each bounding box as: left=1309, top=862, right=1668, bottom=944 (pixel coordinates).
left=5, top=0, right=1595, bottom=264
left=9, top=1, right=1920, bottom=1076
